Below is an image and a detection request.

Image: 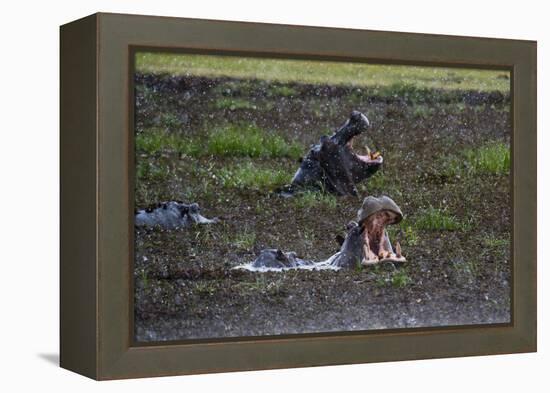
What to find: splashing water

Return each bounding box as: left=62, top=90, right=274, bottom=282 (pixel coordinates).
left=233, top=252, right=343, bottom=272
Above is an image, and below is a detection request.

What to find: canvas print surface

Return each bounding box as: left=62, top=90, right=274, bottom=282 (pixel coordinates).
left=133, top=52, right=511, bottom=342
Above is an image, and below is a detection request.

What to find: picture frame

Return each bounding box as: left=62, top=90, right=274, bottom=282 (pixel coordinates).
left=60, top=12, right=536, bottom=380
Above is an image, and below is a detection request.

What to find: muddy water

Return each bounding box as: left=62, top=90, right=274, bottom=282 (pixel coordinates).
left=133, top=74, right=511, bottom=342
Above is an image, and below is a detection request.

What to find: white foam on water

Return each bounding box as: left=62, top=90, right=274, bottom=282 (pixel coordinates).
left=233, top=252, right=342, bottom=272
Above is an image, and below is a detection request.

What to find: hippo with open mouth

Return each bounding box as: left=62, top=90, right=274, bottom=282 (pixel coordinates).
left=286, top=110, right=383, bottom=196
left=135, top=201, right=218, bottom=229
left=236, top=195, right=406, bottom=271
left=335, top=195, right=406, bottom=267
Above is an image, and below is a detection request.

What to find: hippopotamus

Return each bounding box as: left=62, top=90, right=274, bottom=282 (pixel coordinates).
left=236, top=195, right=406, bottom=271
left=332, top=195, right=406, bottom=267
left=135, top=201, right=218, bottom=229
left=285, top=111, right=383, bottom=196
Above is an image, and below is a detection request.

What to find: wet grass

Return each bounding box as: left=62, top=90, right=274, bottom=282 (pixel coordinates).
left=391, top=269, right=413, bottom=288
left=268, top=85, right=297, bottom=97
left=387, top=221, right=420, bottom=247
left=214, top=97, right=258, bottom=111
left=136, top=160, right=171, bottom=183
left=293, top=191, right=338, bottom=210
left=135, top=128, right=200, bottom=156
left=483, top=234, right=509, bottom=248
left=136, top=124, right=303, bottom=159
left=231, top=231, right=257, bottom=251
left=411, top=104, right=436, bottom=119
left=443, top=141, right=510, bottom=177
left=413, top=207, right=470, bottom=231
left=207, top=124, right=303, bottom=159
left=365, top=172, right=390, bottom=191
left=218, top=162, right=291, bottom=191
left=136, top=52, right=511, bottom=92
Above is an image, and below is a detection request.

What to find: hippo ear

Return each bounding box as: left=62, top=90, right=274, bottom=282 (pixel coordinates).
left=318, top=139, right=358, bottom=196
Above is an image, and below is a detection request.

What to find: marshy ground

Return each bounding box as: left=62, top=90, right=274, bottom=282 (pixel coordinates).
left=133, top=55, right=511, bottom=342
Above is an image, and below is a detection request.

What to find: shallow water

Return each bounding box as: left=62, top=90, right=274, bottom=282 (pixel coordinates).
left=234, top=253, right=342, bottom=272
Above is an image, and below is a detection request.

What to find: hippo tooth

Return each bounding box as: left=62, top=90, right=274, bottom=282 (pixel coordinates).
left=363, top=244, right=370, bottom=259
left=396, top=241, right=402, bottom=257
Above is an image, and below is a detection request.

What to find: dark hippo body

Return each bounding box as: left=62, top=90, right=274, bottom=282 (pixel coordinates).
left=242, top=222, right=366, bottom=271
left=288, top=111, right=383, bottom=196
left=135, top=201, right=218, bottom=229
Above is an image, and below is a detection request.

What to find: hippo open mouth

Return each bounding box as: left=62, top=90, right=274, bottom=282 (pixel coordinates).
left=287, top=110, right=383, bottom=196
left=357, top=196, right=406, bottom=265
left=237, top=195, right=406, bottom=271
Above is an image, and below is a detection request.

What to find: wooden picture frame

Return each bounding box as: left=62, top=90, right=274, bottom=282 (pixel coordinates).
left=60, top=12, right=536, bottom=380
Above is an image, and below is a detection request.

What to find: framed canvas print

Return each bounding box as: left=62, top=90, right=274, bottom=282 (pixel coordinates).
left=60, top=13, right=536, bottom=380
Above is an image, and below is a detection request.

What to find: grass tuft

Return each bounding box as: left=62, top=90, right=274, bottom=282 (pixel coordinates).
left=391, top=270, right=412, bottom=288
left=268, top=85, right=297, bottom=97
left=413, top=207, right=468, bottom=231
left=366, top=172, right=389, bottom=190
left=135, top=128, right=200, bottom=156
left=293, top=191, right=338, bottom=210
left=136, top=125, right=303, bottom=159
left=231, top=231, right=257, bottom=250
left=207, top=124, right=303, bottom=159
left=466, top=142, right=510, bottom=175
left=443, top=141, right=510, bottom=177
left=214, top=97, right=257, bottom=111
left=387, top=221, right=420, bottom=247
left=218, top=163, right=290, bottom=191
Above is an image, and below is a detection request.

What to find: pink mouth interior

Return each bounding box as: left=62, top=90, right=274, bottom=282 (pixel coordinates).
left=362, top=210, right=406, bottom=265
left=356, top=154, right=383, bottom=164
left=346, top=139, right=383, bottom=164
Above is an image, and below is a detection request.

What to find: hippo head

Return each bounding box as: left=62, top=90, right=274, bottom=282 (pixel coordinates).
left=135, top=201, right=218, bottom=229
left=247, top=249, right=317, bottom=270
left=357, top=196, right=405, bottom=265
left=331, top=195, right=406, bottom=268
left=290, top=111, right=383, bottom=196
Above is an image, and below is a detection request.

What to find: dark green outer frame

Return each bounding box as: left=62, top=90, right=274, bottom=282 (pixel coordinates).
left=60, top=12, right=537, bottom=380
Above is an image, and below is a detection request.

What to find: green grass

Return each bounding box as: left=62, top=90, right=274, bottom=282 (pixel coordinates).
left=293, top=191, right=338, bottom=210
left=391, top=270, right=413, bottom=288
left=136, top=52, right=510, bottom=92
left=231, top=231, right=257, bottom=250
left=466, top=142, right=510, bottom=175
left=366, top=172, right=389, bottom=190
left=214, top=97, right=258, bottom=111
left=195, top=281, right=217, bottom=297
left=268, top=85, right=297, bottom=97
left=207, top=124, right=303, bottom=159
left=443, top=141, right=510, bottom=177
left=234, top=277, right=287, bottom=296
left=135, top=128, right=201, bottom=156
left=136, top=125, right=303, bottom=159
left=411, top=104, right=436, bottom=119
left=387, top=220, right=420, bottom=247
left=218, top=163, right=290, bottom=191
left=482, top=234, right=509, bottom=248
left=413, top=207, right=468, bottom=231
left=136, top=160, right=171, bottom=183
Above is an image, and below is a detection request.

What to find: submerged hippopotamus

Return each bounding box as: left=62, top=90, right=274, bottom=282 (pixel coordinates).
left=135, top=201, right=218, bottom=229
left=237, top=196, right=405, bottom=271
left=285, top=111, right=383, bottom=196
